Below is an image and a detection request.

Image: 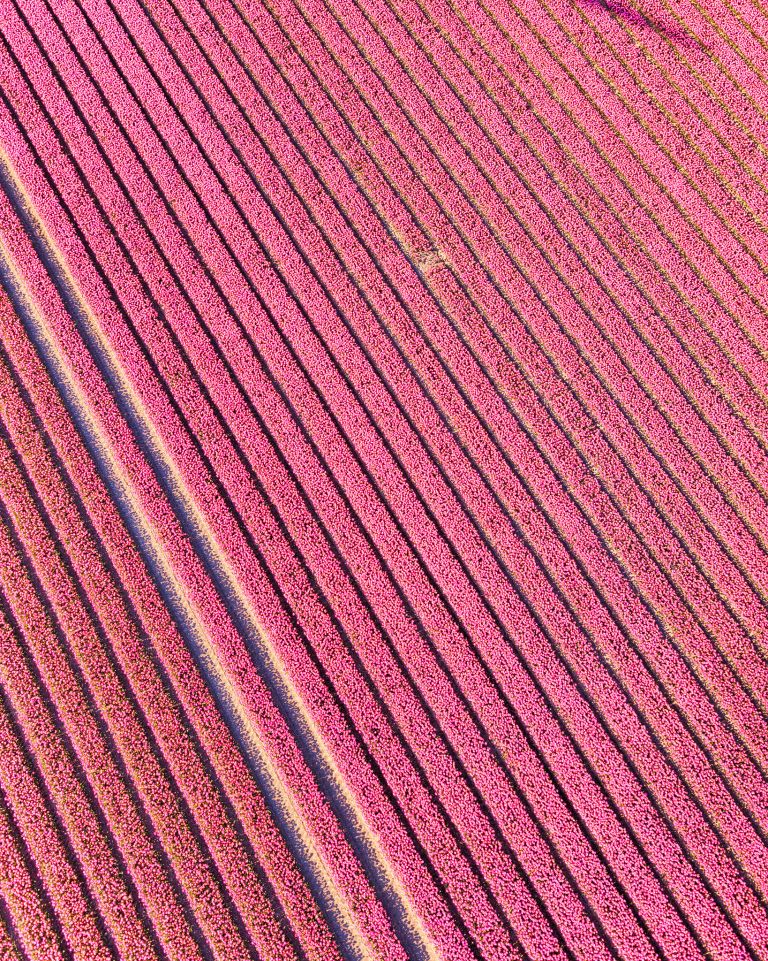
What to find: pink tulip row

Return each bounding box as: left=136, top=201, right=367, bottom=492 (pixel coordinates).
left=9, top=0, right=768, bottom=952
left=676, top=0, right=768, bottom=98
left=0, top=3, right=648, bottom=952
left=0, top=871, right=33, bottom=961
left=15, top=9, right=764, bottom=960
left=377, top=0, right=768, bottom=504
left=0, top=315, right=343, bottom=961
left=152, top=0, right=768, bottom=774
left=75, top=0, right=768, bottom=944
left=313, top=0, right=768, bottom=805
left=425, top=0, right=768, bottom=321
left=132, top=0, right=768, bottom=840
left=0, top=916, right=21, bottom=961
left=0, top=9, right=704, bottom=960
left=0, top=15, right=569, bottom=958
left=0, top=708, right=73, bottom=961
left=268, top=0, right=768, bottom=555
left=701, top=0, right=768, bottom=48
left=453, top=0, right=768, bottom=429
left=219, top=0, right=764, bottom=676
left=0, top=186, right=408, bottom=956
left=548, top=0, right=768, bottom=247
left=305, top=0, right=768, bottom=688
left=0, top=914, right=19, bottom=961
left=328, top=0, right=768, bottom=338
left=176, top=0, right=768, bottom=840
left=0, top=438, right=255, bottom=961
left=462, top=0, right=768, bottom=361
left=0, top=266, right=344, bottom=961
left=417, top=0, right=768, bottom=386
left=573, top=0, right=768, bottom=164
left=206, top=0, right=768, bottom=624
left=559, top=0, right=768, bottom=209
left=386, top=0, right=768, bottom=616
left=512, top=0, right=768, bottom=295
left=15, top=3, right=644, bottom=956
left=0, top=0, right=767, bottom=959
left=0, top=124, right=421, bottom=961
left=716, top=0, right=768, bottom=43
left=0, top=595, right=140, bottom=961
left=93, top=0, right=768, bottom=756
left=420, top=7, right=768, bottom=536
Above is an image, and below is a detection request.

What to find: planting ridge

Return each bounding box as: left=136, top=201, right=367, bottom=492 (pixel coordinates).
left=0, top=0, right=767, bottom=956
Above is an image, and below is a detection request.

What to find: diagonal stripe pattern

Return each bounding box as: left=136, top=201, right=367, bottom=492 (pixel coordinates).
left=0, top=0, right=767, bottom=957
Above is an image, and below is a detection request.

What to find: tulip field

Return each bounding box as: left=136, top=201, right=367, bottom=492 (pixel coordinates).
left=0, top=0, right=766, bottom=955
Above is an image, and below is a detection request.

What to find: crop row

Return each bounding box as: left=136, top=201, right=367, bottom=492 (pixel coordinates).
left=459, top=0, right=768, bottom=356
left=6, top=7, right=768, bottom=960
left=0, top=688, right=87, bottom=961
left=61, top=0, right=768, bottom=852
left=382, top=4, right=768, bottom=410
left=378, top=0, right=768, bottom=505
left=0, top=26, right=570, bottom=956
left=0, top=298, right=347, bottom=961
left=432, top=0, right=768, bottom=433
left=0, top=191, right=415, bottom=961
left=0, top=7, right=764, bottom=960
left=0, top=430, right=256, bottom=961
left=168, top=0, right=768, bottom=636
left=0, top=586, right=144, bottom=961
left=548, top=0, right=768, bottom=254
left=253, top=0, right=768, bottom=548
left=158, top=0, right=768, bottom=656
left=567, top=0, right=768, bottom=210
left=0, top=0, right=766, bottom=957
left=254, top=0, right=768, bottom=712
left=55, top=0, right=768, bottom=804
left=552, top=0, right=768, bottom=185
left=511, top=0, right=768, bottom=288
left=142, top=0, right=768, bottom=773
